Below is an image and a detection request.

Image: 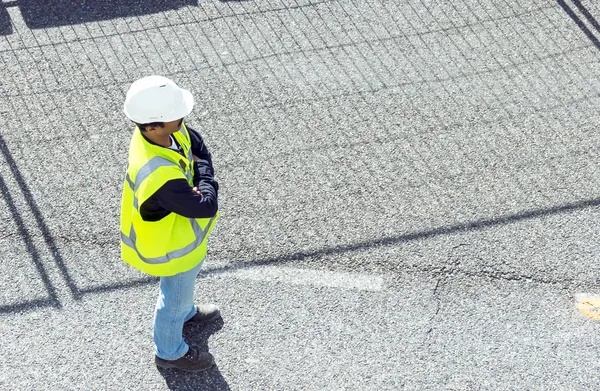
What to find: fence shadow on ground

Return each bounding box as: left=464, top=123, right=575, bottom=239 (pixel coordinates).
left=2, top=0, right=600, bottom=316
left=0, top=135, right=65, bottom=314
left=557, top=0, right=600, bottom=50
left=78, top=195, right=600, bottom=298
left=0, top=2, right=12, bottom=35
left=17, top=0, right=198, bottom=29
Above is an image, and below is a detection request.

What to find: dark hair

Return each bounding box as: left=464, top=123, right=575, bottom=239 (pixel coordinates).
left=135, top=122, right=165, bottom=132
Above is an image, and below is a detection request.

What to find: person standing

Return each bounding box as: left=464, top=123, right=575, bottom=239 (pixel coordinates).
left=120, top=75, right=220, bottom=372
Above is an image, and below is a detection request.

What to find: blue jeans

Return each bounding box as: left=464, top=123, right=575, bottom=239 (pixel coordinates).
left=153, top=260, right=204, bottom=360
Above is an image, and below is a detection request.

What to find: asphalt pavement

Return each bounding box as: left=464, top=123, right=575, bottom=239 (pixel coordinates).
left=0, top=0, right=599, bottom=390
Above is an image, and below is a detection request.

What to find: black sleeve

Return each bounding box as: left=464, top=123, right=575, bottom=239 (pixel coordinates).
left=151, top=178, right=218, bottom=219
left=187, top=126, right=218, bottom=192
left=188, top=127, right=212, bottom=164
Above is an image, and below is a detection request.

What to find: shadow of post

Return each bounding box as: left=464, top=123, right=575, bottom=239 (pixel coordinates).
left=0, top=168, right=59, bottom=312
left=158, top=318, right=230, bottom=390
left=0, top=135, right=79, bottom=306
left=75, top=195, right=600, bottom=300
left=18, top=0, right=198, bottom=29
left=0, top=135, right=60, bottom=314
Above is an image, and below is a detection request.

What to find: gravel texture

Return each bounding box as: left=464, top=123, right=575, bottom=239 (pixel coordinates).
left=1, top=0, right=599, bottom=389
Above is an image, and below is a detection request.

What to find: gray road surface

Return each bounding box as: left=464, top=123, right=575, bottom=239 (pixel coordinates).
left=0, top=0, right=599, bottom=390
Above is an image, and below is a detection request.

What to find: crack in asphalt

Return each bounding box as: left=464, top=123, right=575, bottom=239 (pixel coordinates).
left=424, top=244, right=465, bottom=343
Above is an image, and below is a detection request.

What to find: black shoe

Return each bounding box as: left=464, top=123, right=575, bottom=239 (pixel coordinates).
left=155, top=347, right=214, bottom=372
left=184, top=304, right=221, bottom=325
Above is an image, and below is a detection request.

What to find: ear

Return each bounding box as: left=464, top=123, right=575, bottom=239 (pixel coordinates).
left=145, top=125, right=158, bottom=132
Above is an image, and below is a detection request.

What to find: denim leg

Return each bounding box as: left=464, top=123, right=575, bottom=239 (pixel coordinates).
left=153, top=260, right=204, bottom=360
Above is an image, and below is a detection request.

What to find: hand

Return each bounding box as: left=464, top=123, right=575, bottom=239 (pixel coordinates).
left=192, top=186, right=203, bottom=195
left=193, top=154, right=200, bottom=162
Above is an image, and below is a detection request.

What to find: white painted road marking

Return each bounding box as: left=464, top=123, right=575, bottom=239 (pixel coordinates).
left=207, top=266, right=385, bottom=292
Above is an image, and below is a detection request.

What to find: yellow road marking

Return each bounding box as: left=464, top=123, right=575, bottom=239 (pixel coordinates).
left=576, top=296, right=600, bottom=320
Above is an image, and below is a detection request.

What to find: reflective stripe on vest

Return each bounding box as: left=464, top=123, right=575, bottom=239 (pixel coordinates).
left=121, top=216, right=216, bottom=264
left=126, top=156, right=179, bottom=210
left=122, top=152, right=213, bottom=265
left=184, top=166, right=193, bottom=184
left=183, top=130, right=194, bottom=184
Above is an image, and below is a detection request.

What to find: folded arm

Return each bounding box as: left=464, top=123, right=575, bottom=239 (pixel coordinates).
left=147, top=178, right=218, bottom=219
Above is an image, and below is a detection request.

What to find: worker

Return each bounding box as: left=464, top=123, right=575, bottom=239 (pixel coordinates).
left=120, top=75, right=220, bottom=372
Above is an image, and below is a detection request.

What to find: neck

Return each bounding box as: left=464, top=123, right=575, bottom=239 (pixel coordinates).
left=143, top=132, right=172, bottom=148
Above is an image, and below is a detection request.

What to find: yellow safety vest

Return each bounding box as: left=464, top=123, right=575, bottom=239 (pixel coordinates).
left=120, top=122, right=218, bottom=276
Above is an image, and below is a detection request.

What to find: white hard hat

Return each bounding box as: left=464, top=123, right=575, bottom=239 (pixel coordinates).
left=123, top=75, right=194, bottom=123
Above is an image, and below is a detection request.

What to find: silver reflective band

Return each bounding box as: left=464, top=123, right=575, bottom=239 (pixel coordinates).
left=125, top=174, right=139, bottom=209
left=126, top=156, right=179, bottom=210
left=186, top=144, right=193, bottom=163
left=182, top=127, right=195, bottom=184
left=125, top=173, right=134, bottom=190
left=122, top=141, right=215, bottom=265
left=135, top=156, right=178, bottom=193
left=121, top=215, right=216, bottom=264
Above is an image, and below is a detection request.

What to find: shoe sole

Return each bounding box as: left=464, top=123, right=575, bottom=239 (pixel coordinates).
left=155, top=358, right=215, bottom=372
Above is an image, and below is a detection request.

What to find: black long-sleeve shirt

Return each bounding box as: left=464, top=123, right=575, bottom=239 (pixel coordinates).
left=139, top=126, right=218, bottom=221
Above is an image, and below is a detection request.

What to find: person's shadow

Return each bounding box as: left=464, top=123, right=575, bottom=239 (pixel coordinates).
left=157, top=318, right=230, bottom=390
